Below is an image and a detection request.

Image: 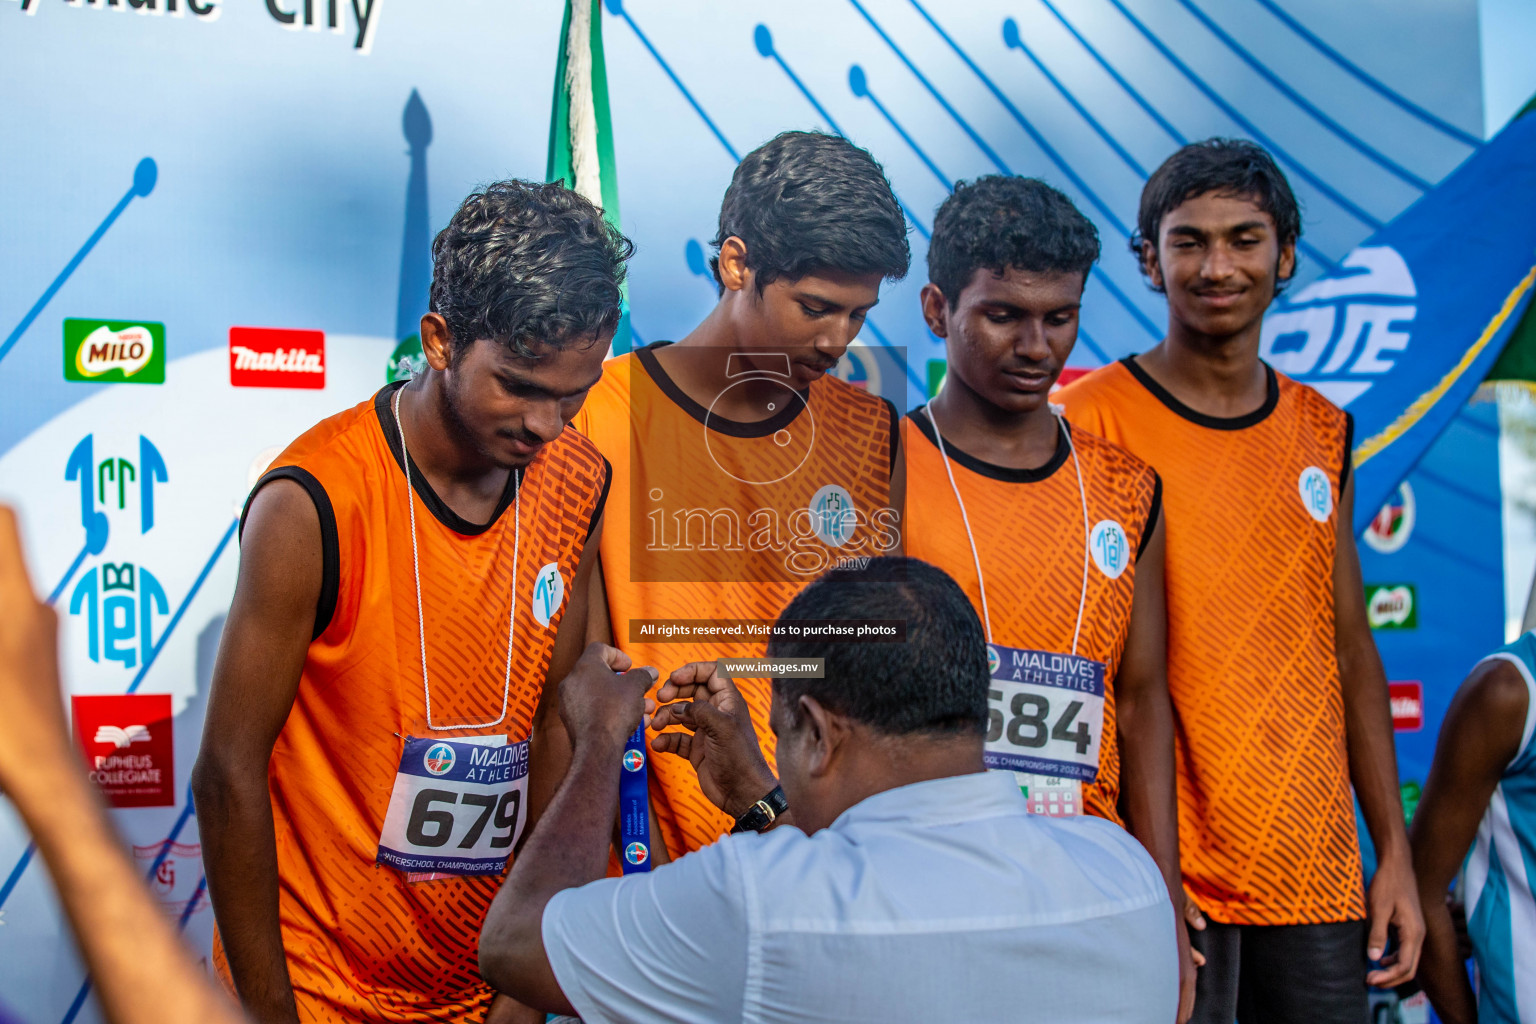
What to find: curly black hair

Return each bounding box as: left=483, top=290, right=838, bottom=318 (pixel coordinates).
left=710, top=131, right=910, bottom=292
left=1133, top=138, right=1301, bottom=292
left=927, top=176, right=1100, bottom=305
left=430, top=179, right=635, bottom=357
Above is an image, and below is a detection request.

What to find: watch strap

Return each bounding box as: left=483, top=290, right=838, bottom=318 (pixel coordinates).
left=730, top=784, right=788, bottom=834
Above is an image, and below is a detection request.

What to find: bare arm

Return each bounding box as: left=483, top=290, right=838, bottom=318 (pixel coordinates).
left=1113, top=515, right=1193, bottom=1022
left=190, top=481, right=319, bottom=1024
left=1334, top=474, right=1424, bottom=986
left=523, top=513, right=602, bottom=842
left=480, top=645, right=653, bottom=1012
left=0, top=507, right=245, bottom=1024
left=1409, top=659, right=1526, bottom=1024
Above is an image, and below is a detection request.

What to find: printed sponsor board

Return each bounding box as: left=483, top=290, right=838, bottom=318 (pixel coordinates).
left=71, top=693, right=175, bottom=807
left=64, top=318, right=165, bottom=384
left=1365, top=583, right=1417, bottom=629
left=1389, top=682, right=1424, bottom=732
left=229, top=326, right=326, bottom=389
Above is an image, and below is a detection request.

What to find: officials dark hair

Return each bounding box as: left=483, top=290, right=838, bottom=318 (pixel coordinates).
left=711, top=131, right=910, bottom=292
left=927, top=176, right=1100, bottom=306
left=1133, top=138, right=1301, bottom=292
left=430, top=179, right=635, bottom=358
left=768, top=558, right=989, bottom=736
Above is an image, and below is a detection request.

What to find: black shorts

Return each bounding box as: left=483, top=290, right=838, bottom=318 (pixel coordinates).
left=1189, top=919, right=1367, bottom=1024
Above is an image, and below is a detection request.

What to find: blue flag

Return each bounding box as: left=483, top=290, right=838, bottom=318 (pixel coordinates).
left=1261, top=111, right=1536, bottom=532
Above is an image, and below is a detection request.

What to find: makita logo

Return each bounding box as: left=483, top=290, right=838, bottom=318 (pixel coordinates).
left=1389, top=681, right=1423, bottom=732
left=229, top=326, right=326, bottom=389
left=232, top=346, right=323, bottom=373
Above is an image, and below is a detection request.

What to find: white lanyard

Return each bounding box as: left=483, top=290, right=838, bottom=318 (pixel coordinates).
left=393, top=387, right=519, bottom=731
left=922, top=399, right=1090, bottom=654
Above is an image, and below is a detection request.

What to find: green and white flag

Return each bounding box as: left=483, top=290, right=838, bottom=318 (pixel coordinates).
left=548, top=0, right=630, bottom=354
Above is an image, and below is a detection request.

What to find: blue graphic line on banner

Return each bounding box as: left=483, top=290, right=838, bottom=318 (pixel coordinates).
left=1075, top=327, right=1109, bottom=367
left=1034, top=0, right=1187, bottom=147
left=1411, top=532, right=1502, bottom=580
left=1456, top=407, right=1500, bottom=437
left=604, top=0, right=740, bottom=161
left=1102, top=0, right=1383, bottom=230
left=1415, top=466, right=1503, bottom=512
left=862, top=320, right=926, bottom=394
left=0, top=158, right=157, bottom=369
left=848, top=65, right=953, bottom=191
left=1249, top=0, right=1483, bottom=148
left=59, top=788, right=199, bottom=1024
left=177, top=875, right=207, bottom=928
left=1172, top=0, right=1430, bottom=191
left=1032, top=0, right=1340, bottom=276
left=126, top=518, right=239, bottom=695
left=0, top=846, right=35, bottom=915
left=753, top=25, right=932, bottom=239
left=46, top=542, right=92, bottom=606
left=891, top=0, right=1162, bottom=340
left=1000, top=18, right=1147, bottom=178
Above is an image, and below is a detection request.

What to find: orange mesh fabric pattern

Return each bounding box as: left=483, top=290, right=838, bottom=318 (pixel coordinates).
left=574, top=343, right=897, bottom=857
left=212, top=382, right=608, bottom=1022
left=1057, top=359, right=1363, bottom=926
left=902, top=412, right=1159, bottom=825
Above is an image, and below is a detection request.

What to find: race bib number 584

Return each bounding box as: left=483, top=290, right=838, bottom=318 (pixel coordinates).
left=984, top=645, right=1106, bottom=783
left=377, top=736, right=529, bottom=876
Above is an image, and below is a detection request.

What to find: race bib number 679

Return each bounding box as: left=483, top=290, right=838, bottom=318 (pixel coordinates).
left=376, top=736, right=529, bottom=876
left=984, top=645, right=1106, bottom=783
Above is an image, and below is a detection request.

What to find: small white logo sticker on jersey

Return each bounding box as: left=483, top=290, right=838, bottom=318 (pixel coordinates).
left=531, top=562, right=565, bottom=628
left=1088, top=520, right=1130, bottom=579
left=1298, top=467, right=1334, bottom=522
left=808, top=484, right=858, bottom=548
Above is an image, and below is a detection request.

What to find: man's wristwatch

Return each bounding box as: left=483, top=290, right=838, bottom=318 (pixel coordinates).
left=730, top=784, right=788, bottom=834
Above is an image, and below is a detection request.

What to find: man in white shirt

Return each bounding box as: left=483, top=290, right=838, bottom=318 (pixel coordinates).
left=479, top=558, right=1179, bottom=1023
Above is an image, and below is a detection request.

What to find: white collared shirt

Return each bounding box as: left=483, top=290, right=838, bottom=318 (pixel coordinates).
left=542, top=771, right=1177, bottom=1023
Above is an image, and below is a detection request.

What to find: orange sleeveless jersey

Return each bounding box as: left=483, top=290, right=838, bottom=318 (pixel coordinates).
left=212, top=381, right=609, bottom=1022
left=573, top=342, right=897, bottom=856
left=1057, top=358, right=1362, bottom=926
left=902, top=411, right=1161, bottom=825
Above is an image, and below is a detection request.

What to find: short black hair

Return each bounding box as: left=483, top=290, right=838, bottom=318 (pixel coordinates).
left=1134, top=138, right=1301, bottom=290
left=710, top=131, right=910, bottom=292
left=430, top=179, right=634, bottom=358
left=767, top=558, right=988, bottom=737
left=927, top=176, right=1100, bottom=305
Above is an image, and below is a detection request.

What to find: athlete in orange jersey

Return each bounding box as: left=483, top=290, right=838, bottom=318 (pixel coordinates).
left=574, top=132, right=910, bottom=858
left=1057, top=140, right=1423, bottom=1024
left=192, top=181, right=636, bottom=1024
left=903, top=175, right=1192, bottom=1021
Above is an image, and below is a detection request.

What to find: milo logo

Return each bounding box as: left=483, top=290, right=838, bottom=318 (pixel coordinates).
left=1365, top=583, right=1417, bottom=630
left=65, top=319, right=165, bottom=384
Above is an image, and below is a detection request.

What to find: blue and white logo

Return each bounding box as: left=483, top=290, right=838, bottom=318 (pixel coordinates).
left=987, top=645, right=1001, bottom=676
left=1297, top=466, right=1334, bottom=522
left=531, top=562, right=565, bottom=628
left=1088, top=520, right=1130, bottom=580
left=1260, top=246, right=1416, bottom=410
left=423, top=743, right=455, bottom=776
left=808, top=484, right=857, bottom=548
left=622, top=748, right=645, bottom=772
